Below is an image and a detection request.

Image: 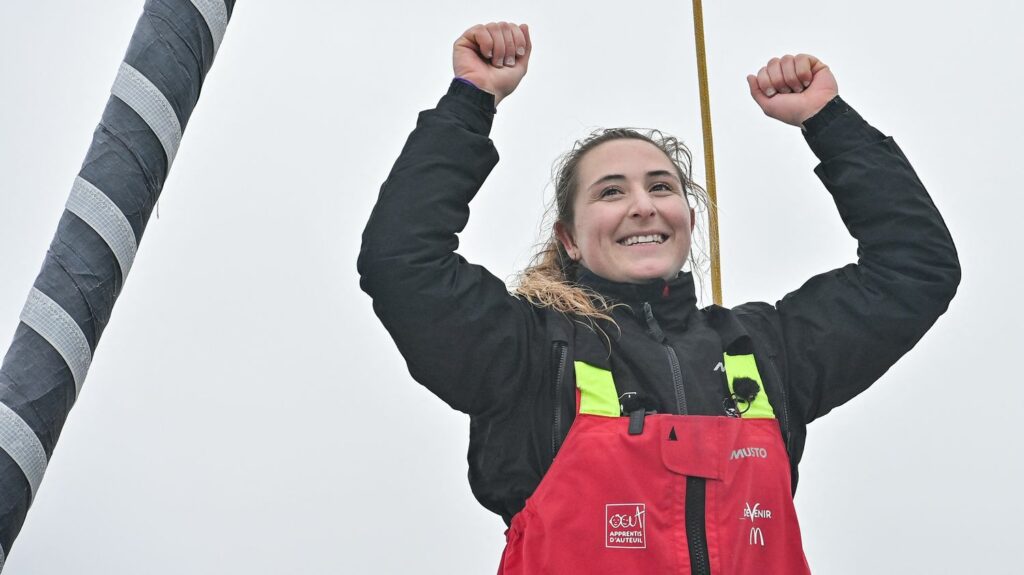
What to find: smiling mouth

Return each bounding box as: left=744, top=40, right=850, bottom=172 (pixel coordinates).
left=618, top=234, right=668, bottom=246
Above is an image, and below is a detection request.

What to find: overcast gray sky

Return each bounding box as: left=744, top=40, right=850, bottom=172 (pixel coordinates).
left=1, top=0, right=1021, bottom=573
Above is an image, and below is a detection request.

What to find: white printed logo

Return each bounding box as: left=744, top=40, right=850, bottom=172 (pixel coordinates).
left=741, top=502, right=773, bottom=523
left=605, top=503, right=646, bottom=549
left=742, top=502, right=772, bottom=547
left=730, top=447, right=768, bottom=460
left=713, top=361, right=725, bottom=372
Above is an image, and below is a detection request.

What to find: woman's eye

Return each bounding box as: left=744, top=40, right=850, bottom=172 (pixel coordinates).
left=600, top=187, right=623, bottom=198
left=651, top=183, right=675, bottom=194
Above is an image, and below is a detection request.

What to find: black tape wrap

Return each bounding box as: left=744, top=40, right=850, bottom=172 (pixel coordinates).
left=0, top=0, right=235, bottom=566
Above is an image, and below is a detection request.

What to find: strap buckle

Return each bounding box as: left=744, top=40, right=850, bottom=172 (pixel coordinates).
left=620, top=392, right=657, bottom=435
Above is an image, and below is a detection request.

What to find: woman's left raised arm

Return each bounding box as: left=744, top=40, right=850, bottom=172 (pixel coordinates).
left=740, top=54, right=961, bottom=423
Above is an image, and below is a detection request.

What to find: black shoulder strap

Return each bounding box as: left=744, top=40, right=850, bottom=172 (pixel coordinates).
left=546, top=310, right=622, bottom=456
left=705, top=305, right=797, bottom=490
left=704, top=304, right=756, bottom=355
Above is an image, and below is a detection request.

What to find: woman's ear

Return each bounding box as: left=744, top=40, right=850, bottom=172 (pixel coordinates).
left=554, top=221, right=579, bottom=261
left=690, top=207, right=696, bottom=233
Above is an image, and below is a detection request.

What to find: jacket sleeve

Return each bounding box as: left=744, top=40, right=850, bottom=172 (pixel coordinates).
left=740, top=96, right=961, bottom=424
left=357, top=80, right=545, bottom=416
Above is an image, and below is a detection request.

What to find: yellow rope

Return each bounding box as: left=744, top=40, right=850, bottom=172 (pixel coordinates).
left=691, top=0, right=722, bottom=305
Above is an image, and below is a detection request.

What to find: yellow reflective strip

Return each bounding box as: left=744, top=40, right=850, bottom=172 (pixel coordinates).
left=574, top=361, right=620, bottom=417
left=724, top=353, right=775, bottom=419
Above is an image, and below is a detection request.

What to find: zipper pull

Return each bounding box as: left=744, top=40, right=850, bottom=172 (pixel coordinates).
left=642, top=302, right=667, bottom=343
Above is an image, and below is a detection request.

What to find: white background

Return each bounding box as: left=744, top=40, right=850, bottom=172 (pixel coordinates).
left=1, top=1, right=1020, bottom=573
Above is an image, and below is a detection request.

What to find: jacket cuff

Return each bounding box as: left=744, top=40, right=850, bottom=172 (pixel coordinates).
left=800, top=96, right=847, bottom=135
left=801, top=95, right=885, bottom=162
left=439, top=78, right=497, bottom=135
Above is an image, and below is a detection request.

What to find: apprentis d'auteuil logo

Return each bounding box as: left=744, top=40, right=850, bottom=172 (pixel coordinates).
left=606, top=503, right=646, bottom=548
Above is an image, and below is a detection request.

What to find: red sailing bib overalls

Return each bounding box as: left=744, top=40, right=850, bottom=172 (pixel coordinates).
left=498, top=348, right=812, bottom=574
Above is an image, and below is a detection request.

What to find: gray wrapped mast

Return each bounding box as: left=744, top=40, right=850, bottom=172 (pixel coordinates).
left=0, top=0, right=234, bottom=566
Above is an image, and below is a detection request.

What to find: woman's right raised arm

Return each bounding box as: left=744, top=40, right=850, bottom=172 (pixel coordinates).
left=357, top=24, right=540, bottom=416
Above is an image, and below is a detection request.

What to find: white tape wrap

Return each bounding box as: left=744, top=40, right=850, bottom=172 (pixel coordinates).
left=189, top=0, right=229, bottom=54
left=0, top=403, right=48, bottom=498
left=111, top=62, right=183, bottom=167
left=66, top=176, right=138, bottom=281
left=19, top=288, right=92, bottom=397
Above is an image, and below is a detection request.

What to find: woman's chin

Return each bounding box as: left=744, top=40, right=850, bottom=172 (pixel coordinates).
left=621, top=265, right=678, bottom=284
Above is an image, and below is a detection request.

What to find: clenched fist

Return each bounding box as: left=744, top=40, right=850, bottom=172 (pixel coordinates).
left=746, top=54, right=838, bottom=127
left=453, top=22, right=532, bottom=105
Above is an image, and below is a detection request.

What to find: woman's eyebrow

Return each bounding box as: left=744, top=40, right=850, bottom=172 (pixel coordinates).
left=646, top=170, right=681, bottom=182
left=588, top=170, right=681, bottom=191
left=588, top=173, right=626, bottom=190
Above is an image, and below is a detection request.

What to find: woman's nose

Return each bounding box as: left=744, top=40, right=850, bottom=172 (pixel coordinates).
left=629, top=191, right=657, bottom=217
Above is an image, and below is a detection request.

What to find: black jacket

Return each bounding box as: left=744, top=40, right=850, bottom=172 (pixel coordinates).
left=358, top=80, right=960, bottom=525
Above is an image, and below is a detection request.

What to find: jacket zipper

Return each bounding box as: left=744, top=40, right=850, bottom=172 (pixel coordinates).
left=641, top=302, right=709, bottom=573
left=551, top=341, right=569, bottom=457
left=685, top=477, right=711, bottom=575
left=642, top=302, right=687, bottom=415
left=766, top=353, right=796, bottom=485
left=767, top=355, right=792, bottom=455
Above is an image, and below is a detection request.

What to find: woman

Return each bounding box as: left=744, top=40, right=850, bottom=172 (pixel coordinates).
left=358, top=22, right=959, bottom=574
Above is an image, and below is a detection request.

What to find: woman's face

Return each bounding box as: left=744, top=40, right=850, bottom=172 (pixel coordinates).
left=556, top=139, right=695, bottom=284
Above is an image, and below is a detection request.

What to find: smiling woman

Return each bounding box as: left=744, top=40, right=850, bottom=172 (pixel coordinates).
left=518, top=127, right=710, bottom=323
left=357, top=21, right=960, bottom=575
left=551, top=130, right=701, bottom=290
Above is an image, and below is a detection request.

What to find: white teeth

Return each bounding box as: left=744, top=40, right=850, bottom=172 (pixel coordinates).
left=621, top=234, right=665, bottom=246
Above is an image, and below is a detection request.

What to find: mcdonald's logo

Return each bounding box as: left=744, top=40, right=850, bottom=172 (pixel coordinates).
left=749, top=526, right=765, bottom=546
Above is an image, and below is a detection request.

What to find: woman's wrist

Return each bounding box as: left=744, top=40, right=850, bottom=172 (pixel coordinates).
left=454, top=76, right=504, bottom=106
left=800, top=95, right=846, bottom=135
left=451, top=77, right=500, bottom=110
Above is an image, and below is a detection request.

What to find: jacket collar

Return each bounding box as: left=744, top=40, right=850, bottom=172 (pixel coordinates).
left=576, top=267, right=699, bottom=329
left=575, top=269, right=753, bottom=356
left=576, top=267, right=696, bottom=303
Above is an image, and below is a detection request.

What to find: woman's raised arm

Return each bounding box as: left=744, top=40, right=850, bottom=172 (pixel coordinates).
left=358, top=23, right=542, bottom=416
left=739, top=55, right=961, bottom=424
